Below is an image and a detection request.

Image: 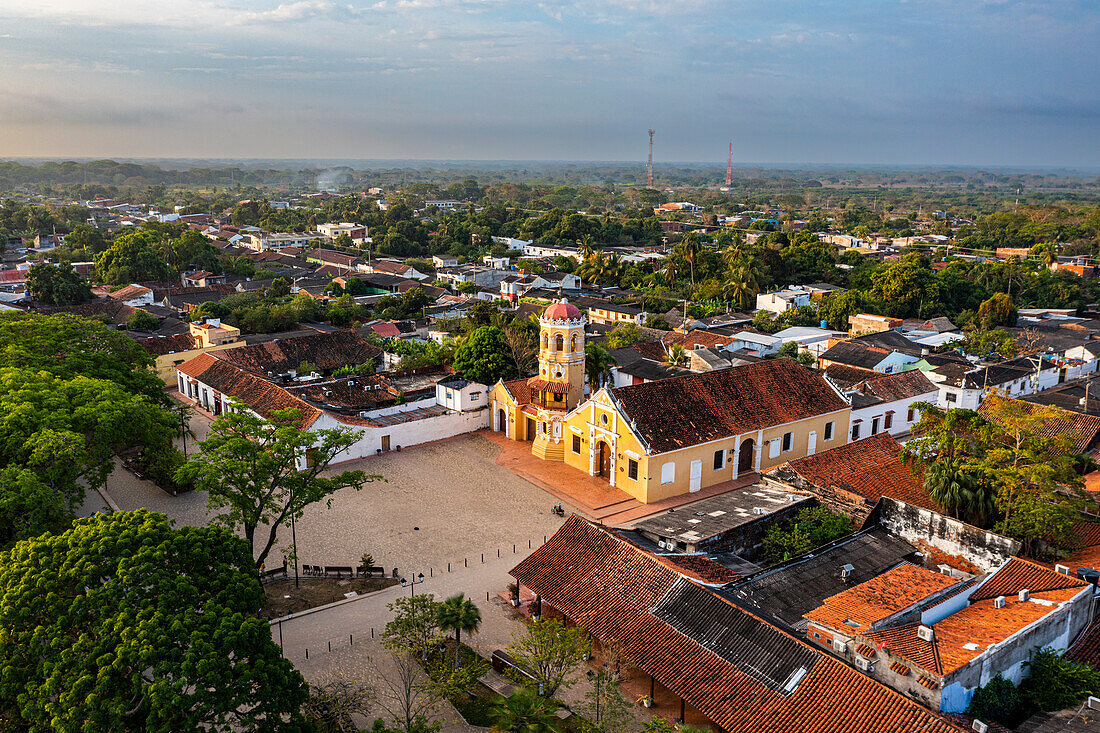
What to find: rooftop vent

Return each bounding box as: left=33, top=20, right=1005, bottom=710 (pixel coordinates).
left=753, top=507, right=767, bottom=515
left=1055, top=564, right=1071, bottom=575
left=994, top=596, right=1006, bottom=609
left=840, top=563, right=855, bottom=580
left=1019, top=589, right=1030, bottom=602
left=917, top=625, right=934, bottom=642
left=1088, top=696, right=1100, bottom=711
left=972, top=721, right=988, bottom=733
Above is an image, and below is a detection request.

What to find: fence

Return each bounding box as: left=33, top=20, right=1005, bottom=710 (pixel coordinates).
left=271, top=534, right=552, bottom=661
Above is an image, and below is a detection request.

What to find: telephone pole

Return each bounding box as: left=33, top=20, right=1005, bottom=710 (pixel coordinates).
left=646, top=129, right=655, bottom=188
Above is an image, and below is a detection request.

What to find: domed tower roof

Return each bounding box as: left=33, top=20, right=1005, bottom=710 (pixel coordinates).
left=543, top=298, right=582, bottom=321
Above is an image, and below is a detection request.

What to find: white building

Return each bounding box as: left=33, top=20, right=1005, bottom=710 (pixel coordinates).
left=316, top=222, right=368, bottom=244
left=756, top=288, right=812, bottom=314
left=773, top=326, right=843, bottom=358
left=844, top=370, right=939, bottom=441
left=492, top=236, right=531, bottom=252
left=248, top=232, right=319, bottom=252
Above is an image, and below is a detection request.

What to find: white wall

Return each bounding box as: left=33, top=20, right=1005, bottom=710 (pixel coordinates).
left=318, top=408, right=490, bottom=461
left=849, top=391, right=937, bottom=440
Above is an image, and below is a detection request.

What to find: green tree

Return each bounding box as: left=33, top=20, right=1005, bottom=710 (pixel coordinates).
left=506, top=619, right=591, bottom=697
left=127, top=308, right=161, bottom=331
left=26, top=262, right=93, bottom=305
left=94, top=229, right=172, bottom=284
left=0, top=510, right=309, bottom=731
left=924, top=458, right=994, bottom=525
left=584, top=342, right=617, bottom=394
left=966, top=675, right=1023, bottom=728
left=0, top=312, right=166, bottom=403
left=177, top=407, right=378, bottom=569
left=453, top=325, right=513, bottom=385
left=761, top=506, right=853, bottom=563
left=0, top=368, right=177, bottom=511
left=384, top=594, right=444, bottom=656
left=437, top=593, right=482, bottom=666
left=0, top=467, right=73, bottom=549
left=63, top=222, right=109, bottom=253
left=868, top=254, right=939, bottom=318
left=978, top=292, right=1018, bottom=330
left=1020, top=648, right=1100, bottom=712
left=489, top=688, right=560, bottom=733
left=606, top=323, right=643, bottom=349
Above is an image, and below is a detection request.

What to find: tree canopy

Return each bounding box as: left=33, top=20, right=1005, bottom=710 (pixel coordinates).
left=25, top=262, right=93, bottom=305
left=0, top=510, right=309, bottom=731
left=453, top=326, right=514, bottom=385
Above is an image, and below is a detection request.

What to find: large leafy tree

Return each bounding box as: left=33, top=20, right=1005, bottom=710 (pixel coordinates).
left=25, top=262, right=93, bottom=305
left=0, top=312, right=166, bottom=404
left=489, top=688, right=560, bottom=733
left=177, top=406, right=376, bottom=569
left=0, top=368, right=177, bottom=510
left=453, top=325, right=514, bottom=385
left=0, top=510, right=309, bottom=731
left=94, top=229, right=172, bottom=285
left=978, top=292, right=1017, bottom=330
left=584, top=342, right=616, bottom=394
left=868, top=254, right=940, bottom=318
left=506, top=619, right=591, bottom=697
left=0, top=467, right=73, bottom=549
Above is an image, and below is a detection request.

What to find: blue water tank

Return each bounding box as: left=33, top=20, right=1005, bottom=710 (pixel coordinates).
left=820, top=319, right=828, bottom=329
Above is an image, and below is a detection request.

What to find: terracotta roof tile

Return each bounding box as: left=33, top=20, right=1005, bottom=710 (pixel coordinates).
left=969, top=557, right=1089, bottom=602
left=501, top=377, right=533, bottom=405
left=978, top=397, right=1100, bottom=454
left=511, top=517, right=962, bottom=733
left=856, top=643, right=877, bottom=658
left=863, top=624, right=942, bottom=675
left=917, top=675, right=938, bottom=689
left=804, top=564, right=961, bottom=633
left=612, top=359, right=849, bottom=454
left=858, top=370, right=938, bottom=402
left=139, top=334, right=194, bottom=355
left=212, top=330, right=380, bottom=376
left=890, top=661, right=910, bottom=676
left=661, top=554, right=743, bottom=585
left=177, top=352, right=322, bottom=427
left=825, top=363, right=881, bottom=389
left=781, top=433, right=937, bottom=512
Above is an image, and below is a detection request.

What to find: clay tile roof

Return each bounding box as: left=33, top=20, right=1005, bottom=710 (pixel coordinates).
left=139, top=334, right=194, bottom=355
left=176, top=353, right=321, bottom=427
left=863, top=624, right=942, bottom=675
left=661, top=554, right=743, bottom=585
left=526, top=377, right=569, bottom=394
left=856, top=643, right=876, bottom=658
left=917, top=675, right=938, bottom=689
left=969, top=557, right=1089, bottom=602
left=501, top=377, right=533, bottom=405
left=1073, top=521, right=1100, bottom=549
left=612, top=359, right=849, bottom=454
left=804, top=563, right=961, bottom=633
left=660, top=329, right=735, bottom=350
left=1066, top=617, right=1100, bottom=666
left=859, top=370, right=937, bottom=402
left=511, top=517, right=962, bottom=733
left=824, top=363, right=880, bottom=390
left=369, top=322, right=402, bottom=338
left=890, top=661, right=910, bottom=676
left=781, top=433, right=937, bottom=512
left=820, top=341, right=892, bottom=370
left=212, top=330, right=380, bottom=376
left=109, top=284, right=152, bottom=300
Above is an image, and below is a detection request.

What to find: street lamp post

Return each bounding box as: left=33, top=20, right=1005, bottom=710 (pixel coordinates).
left=587, top=665, right=606, bottom=725
left=400, top=572, right=424, bottom=597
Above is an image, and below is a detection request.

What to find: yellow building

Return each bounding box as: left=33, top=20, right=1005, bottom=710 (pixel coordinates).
left=139, top=318, right=245, bottom=383
left=490, top=300, right=853, bottom=504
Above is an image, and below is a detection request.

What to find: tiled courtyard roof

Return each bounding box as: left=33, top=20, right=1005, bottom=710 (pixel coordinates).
left=512, top=517, right=961, bottom=733
left=804, top=563, right=960, bottom=634
left=782, top=433, right=936, bottom=511
left=177, top=352, right=321, bottom=427
left=212, top=330, right=380, bottom=376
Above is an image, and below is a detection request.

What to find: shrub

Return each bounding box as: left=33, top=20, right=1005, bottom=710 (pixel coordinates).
left=1021, top=648, right=1100, bottom=712
left=966, top=674, right=1023, bottom=728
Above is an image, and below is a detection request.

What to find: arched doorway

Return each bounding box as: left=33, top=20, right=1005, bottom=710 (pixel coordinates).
left=738, top=438, right=755, bottom=474
left=596, top=441, right=612, bottom=478
left=497, top=409, right=506, bottom=434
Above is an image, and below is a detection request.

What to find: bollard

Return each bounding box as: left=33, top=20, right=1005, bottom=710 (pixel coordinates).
left=513, top=544, right=516, bottom=553
left=465, top=558, right=468, bottom=568
left=430, top=567, right=433, bottom=578
left=371, top=628, right=374, bottom=639
left=328, top=641, right=331, bottom=652
left=448, top=562, right=451, bottom=572
left=497, top=548, right=500, bottom=558
left=481, top=553, right=484, bottom=563
left=350, top=634, right=353, bottom=646
left=305, top=648, right=309, bottom=660
left=487, top=591, right=490, bottom=601
left=529, top=539, right=532, bottom=549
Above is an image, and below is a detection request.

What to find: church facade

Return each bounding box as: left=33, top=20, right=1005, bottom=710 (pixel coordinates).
left=489, top=299, right=853, bottom=504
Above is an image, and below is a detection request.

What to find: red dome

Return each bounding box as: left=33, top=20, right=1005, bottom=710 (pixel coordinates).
left=543, top=299, right=582, bottom=321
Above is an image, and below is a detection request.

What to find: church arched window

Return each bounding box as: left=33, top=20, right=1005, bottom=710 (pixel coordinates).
left=554, top=334, right=564, bottom=352
left=541, top=332, right=548, bottom=349
left=570, top=334, right=578, bottom=353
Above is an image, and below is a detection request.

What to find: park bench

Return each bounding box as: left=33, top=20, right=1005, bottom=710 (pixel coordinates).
left=356, top=565, right=386, bottom=578
left=325, top=565, right=354, bottom=578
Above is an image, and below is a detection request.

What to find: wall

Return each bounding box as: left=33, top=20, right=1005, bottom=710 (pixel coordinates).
left=154, top=340, right=245, bottom=382
left=940, top=585, right=1095, bottom=713
left=849, top=391, right=936, bottom=440
left=318, top=407, right=490, bottom=461
left=698, top=497, right=815, bottom=557
left=870, top=498, right=1019, bottom=573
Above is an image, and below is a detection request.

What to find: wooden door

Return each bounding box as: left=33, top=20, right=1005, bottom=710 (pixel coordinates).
left=738, top=439, right=755, bottom=473
left=599, top=442, right=611, bottom=477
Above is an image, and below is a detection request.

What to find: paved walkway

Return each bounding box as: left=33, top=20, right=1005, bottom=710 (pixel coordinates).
left=482, top=429, right=760, bottom=525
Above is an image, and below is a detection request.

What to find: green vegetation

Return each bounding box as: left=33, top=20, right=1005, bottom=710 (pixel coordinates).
left=25, top=262, right=92, bottom=305
left=761, top=506, right=854, bottom=563
left=967, top=649, right=1100, bottom=728
left=506, top=618, right=592, bottom=697
left=453, top=325, right=514, bottom=385
left=178, top=406, right=381, bottom=570
left=902, top=394, right=1083, bottom=555
left=0, top=510, right=308, bottom=730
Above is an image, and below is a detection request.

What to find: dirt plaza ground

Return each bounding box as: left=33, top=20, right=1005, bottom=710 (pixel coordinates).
left=86, top=431, right=578, bottom=576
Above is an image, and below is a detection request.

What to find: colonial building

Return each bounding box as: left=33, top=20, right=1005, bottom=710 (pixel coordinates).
left=490, top=300, right=853, bottom=504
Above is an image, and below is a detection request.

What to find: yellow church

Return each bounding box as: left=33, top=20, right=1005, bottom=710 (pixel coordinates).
left=489, top=299, right=853, bottom=504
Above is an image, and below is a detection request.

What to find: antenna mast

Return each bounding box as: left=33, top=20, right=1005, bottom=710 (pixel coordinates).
left=725, top=141, right=732, bottom=188
left=646, top=129, right=654, bottom=188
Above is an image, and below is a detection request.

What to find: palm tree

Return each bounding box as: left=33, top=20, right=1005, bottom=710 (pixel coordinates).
left=924, top=460, right=994, bottom=525
left=578, top=234, right=596, bottom=261
left=664, top=343, right=689, bottom=368
left=489, top=688, right=560, bottom=733
left=437, top=593, right=482, bottom=666
left=660, top=257, right=678, bottom=286
left=584, top=342, right=617, bottom=395
left=678, top=232, right=700, bottom=286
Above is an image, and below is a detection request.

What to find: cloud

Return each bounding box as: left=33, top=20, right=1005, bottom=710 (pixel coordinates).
left=229, top=0, right=358, bottom=25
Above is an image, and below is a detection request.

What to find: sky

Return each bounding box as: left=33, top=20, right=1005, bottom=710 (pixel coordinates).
left=0, top=0, right=1097, bottom=166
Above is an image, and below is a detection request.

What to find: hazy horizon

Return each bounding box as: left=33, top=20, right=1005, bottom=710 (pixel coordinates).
left=1, top=0, right=1097, bottom=167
